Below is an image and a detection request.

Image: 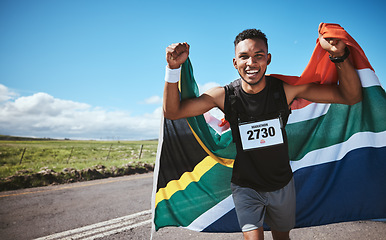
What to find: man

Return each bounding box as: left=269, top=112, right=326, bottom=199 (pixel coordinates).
left=163, top=24, right=362, bottom=240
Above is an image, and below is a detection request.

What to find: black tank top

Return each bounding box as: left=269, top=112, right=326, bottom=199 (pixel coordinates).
left=224, top=76, right=293, bottom=192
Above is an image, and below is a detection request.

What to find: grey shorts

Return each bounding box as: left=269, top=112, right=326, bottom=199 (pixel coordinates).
left=231, top=178, right=296, bottom=232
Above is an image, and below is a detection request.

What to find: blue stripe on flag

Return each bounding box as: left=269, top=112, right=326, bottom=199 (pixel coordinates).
left=199, top=146, right=386, bottom=232
left=294, top=146, right=386, bottom=228
left=203, top=208, right=240, bottom=232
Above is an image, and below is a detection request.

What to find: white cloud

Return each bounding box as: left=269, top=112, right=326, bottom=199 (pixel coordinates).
left=0, top=89, right=162, bottom=140
left=0, top=81, right=226, bottom=140
left=143, top=95, right=163, bottom=104
left=0, top=84, right=19, bottom=102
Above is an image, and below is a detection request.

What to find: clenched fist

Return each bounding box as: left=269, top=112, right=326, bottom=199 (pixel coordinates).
left=318, top=23, right=346, bottom=58
left=166, top=42, right=190, bottom=69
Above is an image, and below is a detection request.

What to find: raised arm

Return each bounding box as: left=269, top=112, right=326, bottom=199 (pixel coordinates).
left=163, top=42, right=224, bottom=120
left=285, top=24, right=362, bottom=106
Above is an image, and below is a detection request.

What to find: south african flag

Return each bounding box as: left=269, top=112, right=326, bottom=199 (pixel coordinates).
left=151, top=23, right=386, bottom=233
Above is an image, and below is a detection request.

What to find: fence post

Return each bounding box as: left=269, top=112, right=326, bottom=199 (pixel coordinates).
left=67, top=147, right=74, bottom=164
left=139, top=144, right=143, bottom=159
left=106, top=144, right=113, bottom=161
left=19, top=148, right=26, bottom=164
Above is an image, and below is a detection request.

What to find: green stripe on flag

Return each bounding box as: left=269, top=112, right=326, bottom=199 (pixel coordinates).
left=287, top=86, right=386, bottom=161
left=154, top=163, right=232, bottom=230
left=180, top=58, right=236, bottom=160
left=187, top=116, right=236, bottom=159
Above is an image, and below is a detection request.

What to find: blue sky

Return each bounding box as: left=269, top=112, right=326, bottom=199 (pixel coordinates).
left=1, top=0, right=385, bottom=140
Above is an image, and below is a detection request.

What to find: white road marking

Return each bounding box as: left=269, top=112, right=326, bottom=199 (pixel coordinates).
left=34, top=209, right=152, bottom=240
left=82, top=219, right=152, bottom=240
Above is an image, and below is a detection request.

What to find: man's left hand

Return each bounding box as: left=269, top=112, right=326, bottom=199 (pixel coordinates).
left=318, top=23, right=346, bottom=58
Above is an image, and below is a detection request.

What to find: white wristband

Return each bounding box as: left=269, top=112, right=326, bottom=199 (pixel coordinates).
left=165, top=66, right=181, bottom=83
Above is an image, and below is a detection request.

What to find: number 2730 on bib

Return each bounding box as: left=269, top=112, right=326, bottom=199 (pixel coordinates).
left=238, top=118, right=284, bottom=151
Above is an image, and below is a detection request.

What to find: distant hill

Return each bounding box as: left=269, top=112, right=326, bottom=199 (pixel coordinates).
left=0, top=135, right=158, bottom=142
left=0, top=135, right=59, bottom=141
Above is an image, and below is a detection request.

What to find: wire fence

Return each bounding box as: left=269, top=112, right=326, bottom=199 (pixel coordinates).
left=15, top=144, right=150, bottom=164
left=0, top=141, right=158, bottom=178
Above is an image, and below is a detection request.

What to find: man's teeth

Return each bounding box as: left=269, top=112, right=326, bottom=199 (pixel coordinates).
left=247, top=70, right=259, bottom=74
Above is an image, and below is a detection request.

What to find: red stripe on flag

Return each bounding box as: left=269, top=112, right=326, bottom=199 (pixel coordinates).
left=271, top=23, right=373, bottom=110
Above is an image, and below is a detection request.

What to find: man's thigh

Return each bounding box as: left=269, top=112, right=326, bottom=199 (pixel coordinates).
left=231, top=183, right=267, bottom=232
left=265, top=178, right=296, bottom=232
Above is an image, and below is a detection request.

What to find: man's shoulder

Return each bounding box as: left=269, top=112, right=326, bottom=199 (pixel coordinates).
left=231, top=78, right=242, bottom=86
left=224, top=78, right=241, bottom=92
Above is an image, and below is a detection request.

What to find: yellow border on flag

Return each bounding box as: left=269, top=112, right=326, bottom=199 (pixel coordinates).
left=154, top=155, right=217, bottom=207
left=186, top=120, right=234, bottom=168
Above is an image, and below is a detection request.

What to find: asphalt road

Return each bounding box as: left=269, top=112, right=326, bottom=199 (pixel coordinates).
left=0, top=173, right=385, bottom=240
left=0, top=173, right=153, bottom=240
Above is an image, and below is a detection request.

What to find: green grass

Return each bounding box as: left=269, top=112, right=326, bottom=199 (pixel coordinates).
left=0, top=140, right=158, bottom=179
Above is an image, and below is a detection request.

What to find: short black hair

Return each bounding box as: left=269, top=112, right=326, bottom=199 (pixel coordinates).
left=234, top=29, right=268, bottom=50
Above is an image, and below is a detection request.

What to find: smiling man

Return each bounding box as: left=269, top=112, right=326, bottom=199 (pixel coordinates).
left=162, top=25, right=362, bottom=240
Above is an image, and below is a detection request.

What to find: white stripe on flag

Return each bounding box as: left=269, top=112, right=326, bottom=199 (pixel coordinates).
left=290, top=130, right=386, bottom=172
left=186, top=195, right=235, bottom=232
left=287, top=103, right=330, bottom=124
left=357, top=68, right=381, bottom=88
left=287, top=68, right=380, bottom=125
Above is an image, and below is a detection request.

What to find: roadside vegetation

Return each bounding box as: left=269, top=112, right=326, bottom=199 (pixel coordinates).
left=0, top=136, right=158, bottom=191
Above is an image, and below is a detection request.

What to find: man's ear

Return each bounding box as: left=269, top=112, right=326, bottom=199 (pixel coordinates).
left=267, top=53, right=272, bottom=65
left=233, top=58, right=238, bottom=69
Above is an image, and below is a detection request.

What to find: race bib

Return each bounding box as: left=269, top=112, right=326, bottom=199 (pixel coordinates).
left=238, top=118, right=283, bottom=151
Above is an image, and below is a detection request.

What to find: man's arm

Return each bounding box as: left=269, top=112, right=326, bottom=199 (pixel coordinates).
left=163, top=42, right=224, bottom=120
left=285, top=24, right=362, bottom=106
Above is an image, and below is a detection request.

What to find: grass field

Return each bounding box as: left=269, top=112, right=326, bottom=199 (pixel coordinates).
left=0, top=139, right=158, bottom=179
